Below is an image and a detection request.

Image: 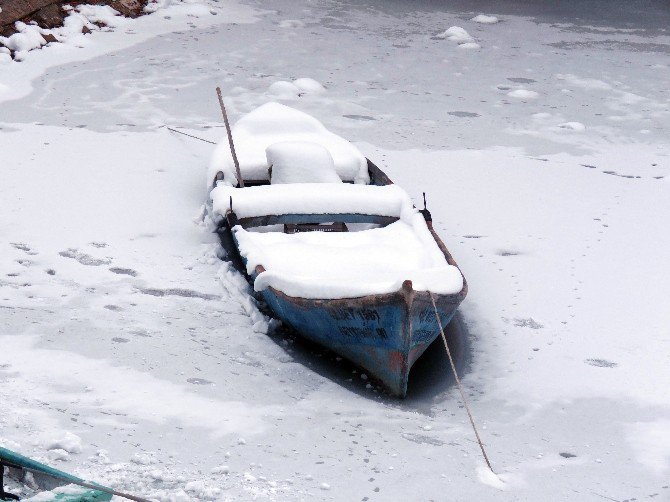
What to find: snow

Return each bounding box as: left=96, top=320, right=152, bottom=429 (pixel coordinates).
left=211, top=183, right=413, bottom=220
left=293, top=78, right=326, bottom=94
left=235, top=219, right=463, bottom=298
left=208, top=102, right=370, bottom=186
left=266, top=141, right=341, bottom=184
left=0, top=0, right=669, bottom=500
left=46, top=432, right=83, bottom=454
left=471, top=15, right=499, bottom=24
left=507, top=89, right=539, bottom=99
left=558, top=121, right=586, bottom=132
left=436, top=26, right=474, bottom=44
left=0, top=22, right=47, bottom=54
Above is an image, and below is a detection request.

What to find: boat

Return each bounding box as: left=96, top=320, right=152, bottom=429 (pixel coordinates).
left=207, top=102, right=467, bottom=397
left=0, top=446, right=147, bottom=502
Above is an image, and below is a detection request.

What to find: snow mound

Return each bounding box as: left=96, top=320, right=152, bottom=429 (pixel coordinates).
left=477, top=465, right=507, bottom=490
left=267, top=141, right=342, bottom=185
left=0, top=22, right=46, bottom=53
left=208, top=102, right=369, bottom=186
left=436, top=26, right=474, bottom=43
left=268, top=80, right=301, bottom=98
left=211, top=183, right=412, bottom=221
left=459, top=42, right=481, bottom=50
left=267, top=78, right=326, bottom=98
left=293, top=77, right=326, bottom=94
left=46, top=432, right=83, bottom=454
left=236, top=219, right=463, bottom=299
left=471, top=15, right=499, bottom=24
left=507, top=89, right=539, bottom=99
left=558, top=121, right=586, bottom=131
left=214, top=183, right=464, bottom=299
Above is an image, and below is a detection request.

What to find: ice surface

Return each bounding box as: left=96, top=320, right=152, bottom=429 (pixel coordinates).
left=1, top=0, right=669, bottom=500
left=208, top=102, right=369, bottom=186
left=266, top=141, right=341, bottom=184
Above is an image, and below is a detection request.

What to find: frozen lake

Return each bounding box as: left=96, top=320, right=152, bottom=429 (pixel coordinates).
left=1, top=0, right=668, bottom=500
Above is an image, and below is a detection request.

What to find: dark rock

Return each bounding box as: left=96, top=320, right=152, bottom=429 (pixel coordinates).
left=81, top=24, right=91, bottom=34
left=32, top=3, right=64, bottom=29
left=42, top=32, right=57, bottom=43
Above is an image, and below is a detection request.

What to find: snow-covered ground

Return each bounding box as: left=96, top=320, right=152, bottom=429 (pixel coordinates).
left=1, top=0, right=669, bottom=500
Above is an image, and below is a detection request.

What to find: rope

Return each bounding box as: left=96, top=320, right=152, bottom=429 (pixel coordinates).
left=429, top=293, right=494, bottom=472
left=166, top=127, right=216, bottom=144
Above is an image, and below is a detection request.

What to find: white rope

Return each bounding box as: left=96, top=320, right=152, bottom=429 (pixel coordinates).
left=429, top=293, right=494, bottom=472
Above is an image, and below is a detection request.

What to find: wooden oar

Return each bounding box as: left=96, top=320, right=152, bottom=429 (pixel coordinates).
left=215, top=87, right=244, bottom=187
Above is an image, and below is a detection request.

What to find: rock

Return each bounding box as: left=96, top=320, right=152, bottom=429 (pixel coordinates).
left=32, top=3, right=64, bottom=29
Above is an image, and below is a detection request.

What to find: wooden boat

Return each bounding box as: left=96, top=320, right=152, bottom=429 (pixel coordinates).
left=208, top=103, right=467, bottom=397
left=211, top=159, right=467, bottom=397
left=0, top=446, right=112, bottom=501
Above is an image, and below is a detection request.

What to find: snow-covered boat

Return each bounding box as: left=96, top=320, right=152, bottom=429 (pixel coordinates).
left=0, top=446, right=113, bottom=501
left=208, top=103, right=467, bottom=397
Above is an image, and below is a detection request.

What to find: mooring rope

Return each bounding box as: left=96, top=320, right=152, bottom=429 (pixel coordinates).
left=165, top=126, right=216, bottom=144
left=429, top=293, right=494, bottom=472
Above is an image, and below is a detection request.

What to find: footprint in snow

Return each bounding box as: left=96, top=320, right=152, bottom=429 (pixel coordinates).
left=448, top=111, right=480, bottom=118
left=187, top=378, right=213, bottom=385
left=109, top=267, right=138, bottom=277
left=585, top=358, right=618, bottom=368
left=112, top=337, right=129, bottom=343
left=507, top=77, right=536, bottom=84
left=342, top=114, right=376, bottom=121
left=11, top=242, right=38, bottom=255
left=513, top=317, right=544, bottom=329
left=59, top=248, right=111, bottom=266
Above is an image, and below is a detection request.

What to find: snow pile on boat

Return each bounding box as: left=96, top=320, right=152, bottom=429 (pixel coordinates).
left=212, top=183, right=412, bottom=220
left=267, top=141, right=341, bottom=184
left=212, top=184, right=464, bottom=299
left=208, top=102, right=369, bottom=186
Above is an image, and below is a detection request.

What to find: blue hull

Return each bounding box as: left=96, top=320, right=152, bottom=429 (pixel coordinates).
left=258, top=278, right=462, bottom=397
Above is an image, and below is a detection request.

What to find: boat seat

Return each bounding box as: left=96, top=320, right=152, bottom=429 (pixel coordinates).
left=211, top=183, right=415, bottom=223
